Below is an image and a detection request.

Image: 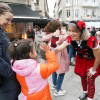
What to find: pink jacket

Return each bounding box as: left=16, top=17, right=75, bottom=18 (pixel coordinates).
left=42, top=32, right=69, bottom=74
left=11, top=51, right=59, bottom=100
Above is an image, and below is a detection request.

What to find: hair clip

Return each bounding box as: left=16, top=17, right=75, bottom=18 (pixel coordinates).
left=14, top=43, right=17, bottom=47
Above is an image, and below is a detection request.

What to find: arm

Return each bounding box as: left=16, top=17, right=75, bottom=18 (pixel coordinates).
left=87, top=47, right=100, bottom=78
left=92, top=48, right=100, bottom=71
left=0, top=37, right=15, bottom=79
left=0, top=57, right=15, bottom=79
left=55, top=42, right=67, bottom=53
left=40, top=51, right=59, bottom=79
left=42, top=32, right=53, bottom=42
left=57, top=35, right=67, bottom=45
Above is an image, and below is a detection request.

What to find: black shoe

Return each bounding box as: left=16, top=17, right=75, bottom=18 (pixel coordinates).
left=78, top=93, right=88, bottom=100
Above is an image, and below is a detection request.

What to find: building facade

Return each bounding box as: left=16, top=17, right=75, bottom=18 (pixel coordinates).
left=30, top=0, right=49, bottom=18
left=54, top=0, right=100, bottom=25
left=0, top=0, right=49, bottom=18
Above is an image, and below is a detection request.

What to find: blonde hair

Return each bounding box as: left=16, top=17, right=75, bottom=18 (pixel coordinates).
left=69, top=23, right=90, bottom=40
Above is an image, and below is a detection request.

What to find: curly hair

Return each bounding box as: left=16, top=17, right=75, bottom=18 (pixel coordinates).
left=43, top=20, right=62, bottom=34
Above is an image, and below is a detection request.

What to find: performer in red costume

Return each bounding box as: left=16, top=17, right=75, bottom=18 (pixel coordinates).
left=55, top=20, right=100, bottom=100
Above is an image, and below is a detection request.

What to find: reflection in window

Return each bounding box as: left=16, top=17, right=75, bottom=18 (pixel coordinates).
left=75, top=9, right=79, bottom=17
left=92, top=0, right=95, bottom=3
left=75, top=0, right=78, bottom=3
left=92, top=10, right=95, bottom=17
left=66, top=0, right=70, bottom=3
left=84, top=0, right=87, bottom=3
left=67, top=10, right=70, bottom=17
left=84, top=9, right=88, bottom=16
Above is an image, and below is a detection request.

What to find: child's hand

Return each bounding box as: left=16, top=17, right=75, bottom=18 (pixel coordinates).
left=40, top=42, right=50, bottom=52
left=53, top=29, right=61, bottom=37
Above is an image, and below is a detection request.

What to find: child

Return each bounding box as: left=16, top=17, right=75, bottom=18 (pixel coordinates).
left=42, top=20, right=69, bottom=96
left=8, top=39, right=59, bottom=100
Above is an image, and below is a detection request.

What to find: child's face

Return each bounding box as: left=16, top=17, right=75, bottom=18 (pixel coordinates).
left=29, top=46, right=37, bottom=59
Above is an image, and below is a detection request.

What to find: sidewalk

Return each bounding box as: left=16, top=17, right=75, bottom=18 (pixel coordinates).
left=49, top=66, right=100, bottom=100
left=19, top=57, right=100, bottom=100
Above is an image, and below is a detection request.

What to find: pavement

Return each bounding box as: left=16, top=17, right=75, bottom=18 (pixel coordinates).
left=19, top=57, right=100, bottom=100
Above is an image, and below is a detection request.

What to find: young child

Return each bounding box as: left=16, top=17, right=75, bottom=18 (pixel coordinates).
left=8, top=39, right=59, bottom=100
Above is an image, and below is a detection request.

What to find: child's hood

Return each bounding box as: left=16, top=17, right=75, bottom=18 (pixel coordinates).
left=12, top=59, right=38, bottom=76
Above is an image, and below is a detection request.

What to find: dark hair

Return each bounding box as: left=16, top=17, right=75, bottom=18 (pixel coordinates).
left=8, top=39, right=34, bottom=65
left=0, top=2, right=13, bottom=15
left=43, top=20, right=62, bottom=34
left=34, top=25, right=40, bottom=30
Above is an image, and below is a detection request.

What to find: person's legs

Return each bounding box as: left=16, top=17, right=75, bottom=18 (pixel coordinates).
left=52, top=72, right=57, bottom=86
left=68, top=45, right=73, bottom=62
left=54, top=73, right=66, bottom=96
left=81, top=76, right=87, bottom=91
left=56, top=73, right=65, bottom=91
left=87, top=77, right=96, bottom=100
left=69, top=45, right=75, bottom=66
left=78, top=76, right=88, bottom=100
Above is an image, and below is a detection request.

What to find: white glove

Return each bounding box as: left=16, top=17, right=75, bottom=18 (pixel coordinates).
left=89, top=67, right=96, bottom=75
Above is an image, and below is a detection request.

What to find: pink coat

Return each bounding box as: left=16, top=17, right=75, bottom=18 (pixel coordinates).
left=42, top=32, right=69, bottom=74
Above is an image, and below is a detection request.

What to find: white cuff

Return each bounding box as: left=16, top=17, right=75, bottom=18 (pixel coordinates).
left=63, top=41, right=70, bottom=45
left=89, top=67, right=96, bottom=75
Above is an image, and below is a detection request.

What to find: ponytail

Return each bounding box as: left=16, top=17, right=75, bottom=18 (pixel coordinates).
left=8, top=39, right=34, bottom=65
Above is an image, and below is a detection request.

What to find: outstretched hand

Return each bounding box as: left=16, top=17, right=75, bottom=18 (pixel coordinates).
left=40, top=42, right=50, bottom=52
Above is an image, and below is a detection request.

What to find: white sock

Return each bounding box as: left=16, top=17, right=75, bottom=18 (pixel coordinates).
left=83, top=91, right=88, bottom=93
left=88, top=97, right=93, bottom=100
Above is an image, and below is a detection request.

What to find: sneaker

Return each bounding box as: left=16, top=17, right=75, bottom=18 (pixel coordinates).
left=78, top=93, right=88, bottom=100
left=54, top=89, right=66, bottom=96
left=69, top=62, right=75, bottom=66
left=51, top=85, right=56, bottom=90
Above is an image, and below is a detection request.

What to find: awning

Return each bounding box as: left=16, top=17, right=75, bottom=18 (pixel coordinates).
left=8, top=4, right=52, bottom=27
left=85, top=22, right=100, bottom=28
left=9, top=4, right=44, bottom=19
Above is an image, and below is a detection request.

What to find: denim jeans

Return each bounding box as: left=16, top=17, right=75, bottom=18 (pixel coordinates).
left=68, top=45, right=76, bottom=62
left=52, top=72, right=65, bottom=91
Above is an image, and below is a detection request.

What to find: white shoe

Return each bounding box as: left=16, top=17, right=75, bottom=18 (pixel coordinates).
left=54, top=90, right=66, bottom=96
left=78, top=93, right=88, bottom=100
left=51, top=85, right=56, bottom=90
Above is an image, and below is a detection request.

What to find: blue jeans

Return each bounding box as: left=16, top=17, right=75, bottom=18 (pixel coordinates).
left=68, top=45, right=76, bottom=62
left=52, top=72, right=65, bottom=91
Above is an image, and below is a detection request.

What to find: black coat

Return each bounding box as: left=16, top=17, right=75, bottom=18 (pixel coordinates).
left=26, top=29, right=35, bottom=40
left=0, top=27, right=21, bottom=100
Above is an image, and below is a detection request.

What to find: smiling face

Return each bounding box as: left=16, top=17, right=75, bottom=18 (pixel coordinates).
left=0, top=12, right=13, bottom=29
left=68, top=24, right=81, bottom=41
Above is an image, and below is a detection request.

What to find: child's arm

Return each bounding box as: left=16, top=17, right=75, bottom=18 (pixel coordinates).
left=40, top=43, right=59, bottom=79
left=40, top=51, right=59, bottom=79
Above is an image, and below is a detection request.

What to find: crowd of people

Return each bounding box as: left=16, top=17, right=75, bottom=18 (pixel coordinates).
left=0, top=2, right=100, bottom=100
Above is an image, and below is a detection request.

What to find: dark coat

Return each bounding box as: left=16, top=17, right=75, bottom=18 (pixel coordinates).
left=26, top=29, right=35, bottom=40
left=0, top=27, right=21, bottom=100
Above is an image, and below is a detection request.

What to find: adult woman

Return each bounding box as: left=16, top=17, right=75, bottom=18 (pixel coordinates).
left=26, top=25, right=35, bottom=41
left=0, top=3, right=20, bottom=100
left=42, top=20, right=69, bottom=96
left=55, top=20, right=100, bottom=100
